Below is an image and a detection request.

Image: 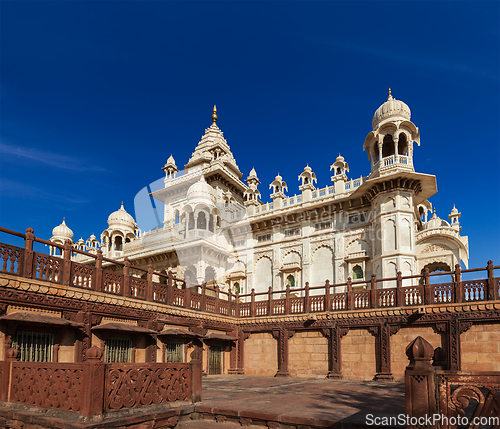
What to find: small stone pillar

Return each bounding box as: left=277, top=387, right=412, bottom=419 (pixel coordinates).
left=81, top=346, right=105, bottom=418
left=405, top=336, right=437, bottom=427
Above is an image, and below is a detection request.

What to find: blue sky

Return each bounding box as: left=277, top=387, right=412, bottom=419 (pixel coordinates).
left=0, top=1, right=499, bottom=269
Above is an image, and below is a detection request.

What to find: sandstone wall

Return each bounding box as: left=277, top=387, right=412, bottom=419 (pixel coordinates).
left=244, top=332, right=277, bottom=376
left=288, top=330, right=328, bottom=378
left=461, top=324, right=500, bottom=371
left=341, top=329, right=376, bottom=381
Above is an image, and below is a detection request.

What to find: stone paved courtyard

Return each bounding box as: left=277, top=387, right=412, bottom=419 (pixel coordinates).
left=190, top=375, right=406, bottom=428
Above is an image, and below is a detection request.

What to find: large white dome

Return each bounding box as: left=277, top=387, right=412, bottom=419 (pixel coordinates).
left=107, top=203, right=136, bottom=229
left=372, top=90, right=411, bottom=129
left=52, top=218, right=74, bottom=240
left=187, top=176, right=216, bottom=206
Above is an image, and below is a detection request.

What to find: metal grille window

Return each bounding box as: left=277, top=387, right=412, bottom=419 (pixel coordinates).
left=314, top=221, right=331, bottom=231
left=105, top=337, right=132, bottom=363
left=284, top=227, right=300, bottom=237
left=257, top=233, right=271, bottom=243
left=165, top=341, right=184, bottom=363
left=12, top=331, right=54, bottom=362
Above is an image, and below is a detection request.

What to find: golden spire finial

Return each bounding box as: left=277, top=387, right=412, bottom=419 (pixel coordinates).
left=212, top=105, right=218, bottom=125
left=388, top=88, right=393, bottom=100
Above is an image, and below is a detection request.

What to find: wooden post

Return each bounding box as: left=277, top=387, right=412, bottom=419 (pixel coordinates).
left=324, top=280, right=331, bottom=312
left=454, top=264, right=462, bottom=303
left=285, top=283, right=290, bottom=314
left=215, top=285, right=220, bottom=313
left=201, top=282, right=207, bottom=312
left=267, top=286, right=273, bottom=316
left=146, top=264, right=154, bottom=302
left=250, top=288, right=256, bottom=317
left=347, top=278, right=353, bottom=310
left=405, top=337, right=437, bottom=428
left=370, top=274, right=377, bottom=308
left=396, top=271, right=403, bottom=307
left=81, top=346, right=105, bottom=418
left=121, top=258, right=130, bottom=297
left=166, top=271, right=173, bottom=305
left=235, top=291, right=240, bottom=317
left=62, top=239, right=72, bottom=286
left=23, top=227, right=34, bottom=278
left=304, top=282, right=310, bottom=313
left=423, top=267, right=432, bottom=305
left=185, top=282, right=191, bottom=310
left=228, top=289, right=233, bottom=316
left=486, top=260, right=497, bottom=300
left=95, top=249, right=103, bottom=292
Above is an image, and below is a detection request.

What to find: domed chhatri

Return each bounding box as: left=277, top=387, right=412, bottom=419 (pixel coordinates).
left=372, top=88, right=411, bottom=130
left=52, top=218, right=74, bottom=241
left=187, top=176, right=216, bottom=206
left=108, top=202, right=137, bottom=229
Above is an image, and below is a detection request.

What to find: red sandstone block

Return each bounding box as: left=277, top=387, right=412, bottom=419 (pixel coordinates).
left=239, top=410, right=280, bottom=421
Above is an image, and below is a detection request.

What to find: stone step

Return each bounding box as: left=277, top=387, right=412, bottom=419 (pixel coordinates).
left=177, top=419, right=251, bottom=428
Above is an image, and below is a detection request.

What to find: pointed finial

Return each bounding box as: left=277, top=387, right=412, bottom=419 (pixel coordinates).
left=121, top=201, right=124, bottom=209
left=63, top=217, right=65, bottom=222
left=388, top=88, right=393, bottom=100
left=212, top=105, right=218, bottom=124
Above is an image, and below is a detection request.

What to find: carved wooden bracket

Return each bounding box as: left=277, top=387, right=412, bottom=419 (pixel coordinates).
left=459, top=321, right=473, bottom=334
left=389, top=325, right=401, bottom=336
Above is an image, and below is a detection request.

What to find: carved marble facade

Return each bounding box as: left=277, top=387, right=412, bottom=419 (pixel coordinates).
left=50, top=93, right=469, bottom=296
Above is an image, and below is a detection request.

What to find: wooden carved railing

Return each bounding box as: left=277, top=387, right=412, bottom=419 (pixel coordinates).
left=11, top=362, right=84, bottom=412
left=405, top=337, right=500, bottom=429
left=0, top=244, right=23, bottom=276
left=71, top=261, right=95, bottom=289
left=105, top=363, right=192, bottom=411
left=0, top=226, right=499, bottom=320
left=0, top=346, right=202, bottom=418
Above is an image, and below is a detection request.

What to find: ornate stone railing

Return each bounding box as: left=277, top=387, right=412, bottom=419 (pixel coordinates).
left=405, top=336, right=500, bottom=429
left=0, top=226, right=499, bottom=320
left=0, top=346, right=202, bottom=418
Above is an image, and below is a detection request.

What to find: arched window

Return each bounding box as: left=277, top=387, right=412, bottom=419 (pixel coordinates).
left=208, top=214, right=214, bottom=232
left=287, top=275, right=295, bottom=288
left=234, top=282, right=240, bottom=294
left=353, top=265, right=363, bottom=279
left=114, top=236, right=123, bottom=251
left=336, top=167, right=341, bottom=175
left=174, top=210, right=180, bottom=225
left=382, top=134, right=395, bottom=158
left=197, top=212, right=207, bottom=229
left=398, top=133, right=408, bottom=156
left=188, top=213, right=195, bottom=230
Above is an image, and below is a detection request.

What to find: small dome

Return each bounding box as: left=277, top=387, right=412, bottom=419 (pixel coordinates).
left=186, top=176, right=216, bottom=206
left=248, top=167, right=257, bottom=177
left=336, top=154, right=345, bottom=162
left=372, top=90, right=411, bottom=129
left=424, top=210, right=450, bottom=230
left=52, top=218, right=73, bottom=240
left=450, top=204, right=459, bottom=215
left=108, top=203, right=137, bottom=229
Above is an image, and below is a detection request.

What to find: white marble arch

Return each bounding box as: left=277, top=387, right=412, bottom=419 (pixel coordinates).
left=254, top=256, right=273, bottom=293
left=310, top=246, right=334, bottom=290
